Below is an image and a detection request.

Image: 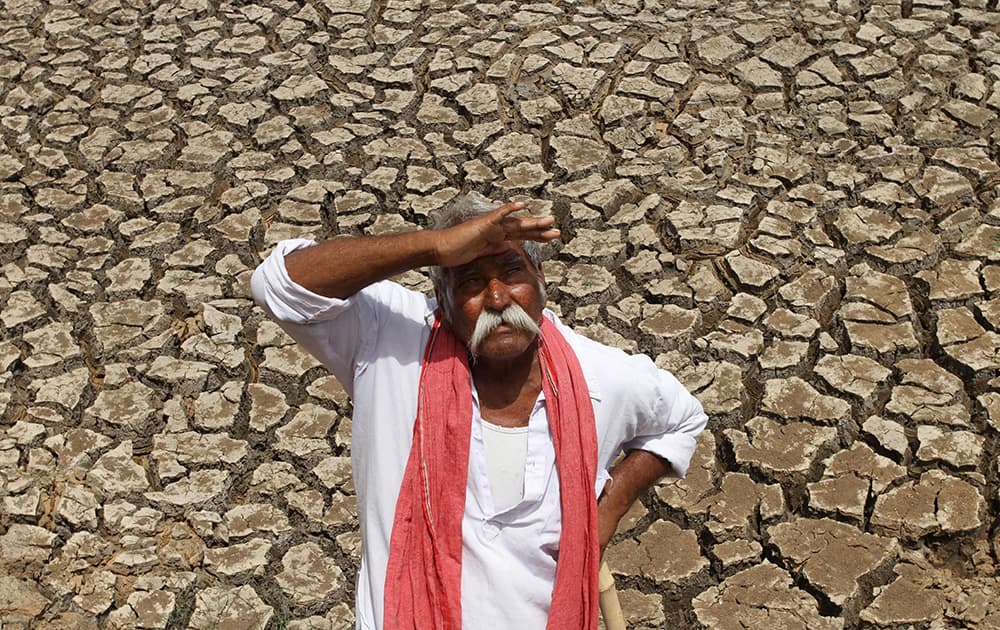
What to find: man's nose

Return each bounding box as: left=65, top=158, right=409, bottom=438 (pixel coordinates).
left=484, top=278, right=512, bottom=310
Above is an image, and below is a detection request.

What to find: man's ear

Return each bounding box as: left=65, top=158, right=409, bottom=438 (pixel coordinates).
left=433, top=285, right=451, bottom=324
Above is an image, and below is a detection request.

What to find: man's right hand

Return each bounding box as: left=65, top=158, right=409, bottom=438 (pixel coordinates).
left=433, top=202, right=561, bottom=268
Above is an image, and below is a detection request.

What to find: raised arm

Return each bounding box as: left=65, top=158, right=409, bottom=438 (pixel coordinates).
left=285, top=201, right=560, bottom=299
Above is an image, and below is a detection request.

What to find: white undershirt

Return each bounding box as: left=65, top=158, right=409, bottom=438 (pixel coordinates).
left=479, top=418, right=529, bottom=512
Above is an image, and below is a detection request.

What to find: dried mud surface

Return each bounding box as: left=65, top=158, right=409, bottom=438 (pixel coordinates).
left=2, top=0, right=1000, bottom=628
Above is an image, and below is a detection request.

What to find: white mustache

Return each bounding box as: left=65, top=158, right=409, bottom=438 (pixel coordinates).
left=468, top=303, right=541, bottom=357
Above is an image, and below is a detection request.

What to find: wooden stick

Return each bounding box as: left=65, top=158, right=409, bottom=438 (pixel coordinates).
left=599, top=561, right=626, bottom=630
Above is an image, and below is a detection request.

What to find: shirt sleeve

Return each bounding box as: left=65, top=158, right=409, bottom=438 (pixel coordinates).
left=250, top=238, right=430, bottom=396
left=564, top=319, right=708, bottom=480
left=622, top=366, right=707, bottom=478
left=251, top=239, right=357, bottom=323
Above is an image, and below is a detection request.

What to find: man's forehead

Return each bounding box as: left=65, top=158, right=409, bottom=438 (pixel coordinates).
left=450, top=245, right=529, bottom=272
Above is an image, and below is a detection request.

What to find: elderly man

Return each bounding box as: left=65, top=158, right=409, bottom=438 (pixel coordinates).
left=251, top=194, right=707, bottom=630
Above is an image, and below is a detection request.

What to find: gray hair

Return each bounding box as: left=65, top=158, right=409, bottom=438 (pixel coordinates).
left=428, top=193, right=544, bottom=315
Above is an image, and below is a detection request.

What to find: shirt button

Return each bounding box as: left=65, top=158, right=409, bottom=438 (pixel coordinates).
left=482, top=521, right=500, bottom=540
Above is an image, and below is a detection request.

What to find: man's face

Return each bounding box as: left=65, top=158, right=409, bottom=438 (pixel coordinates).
left=442, top=243, right=545, bottom=361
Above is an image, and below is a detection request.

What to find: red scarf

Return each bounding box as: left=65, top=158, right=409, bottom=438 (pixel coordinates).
left=383, top=315, right=599, bottom=629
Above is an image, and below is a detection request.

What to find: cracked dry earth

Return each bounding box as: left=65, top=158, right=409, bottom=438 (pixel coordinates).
left=1, top=0, right=1000, bottom=628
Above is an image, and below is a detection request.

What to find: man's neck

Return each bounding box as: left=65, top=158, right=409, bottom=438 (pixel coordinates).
left=471, top=343, right=542, bottom=428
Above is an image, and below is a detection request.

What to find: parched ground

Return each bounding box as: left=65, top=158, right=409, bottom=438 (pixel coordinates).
left=1, top=0, right=999, bottom=628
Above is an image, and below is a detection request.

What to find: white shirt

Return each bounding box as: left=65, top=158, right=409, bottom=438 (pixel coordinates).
left=251, top=239, right=708, bottom=630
